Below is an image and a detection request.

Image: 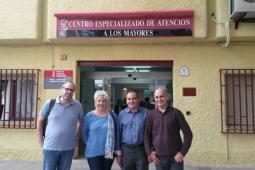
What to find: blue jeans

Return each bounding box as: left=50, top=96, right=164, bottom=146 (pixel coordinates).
left=87, top=156, right=114, bottom=170
left=155, top=156, right=183, bottom=170
left=43, top=149, right=74, bottom=170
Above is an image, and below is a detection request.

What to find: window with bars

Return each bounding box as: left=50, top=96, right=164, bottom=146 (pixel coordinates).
left=220, top=69, right=255, bottom=134
left=0, top=69, right=39, bottom=129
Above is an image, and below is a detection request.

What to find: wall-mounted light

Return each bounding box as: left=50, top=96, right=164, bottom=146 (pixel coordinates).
left=124, top=66, right=151, bottom=73
left=138, top=69, right=150, bottom=72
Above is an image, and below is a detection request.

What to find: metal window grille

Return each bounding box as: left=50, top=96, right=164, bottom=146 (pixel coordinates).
left=0, top=69, right=40, bottom=129
left=220, top=69, right=255, bottom=134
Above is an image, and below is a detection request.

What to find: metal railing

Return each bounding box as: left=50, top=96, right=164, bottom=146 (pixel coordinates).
left=220, top=69, right=255, bottom=134
left=0, top=69, right=39, bottom=129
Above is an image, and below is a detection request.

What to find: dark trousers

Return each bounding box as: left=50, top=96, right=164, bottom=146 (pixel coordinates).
left=122, top=144, right=148, bottom=170
left=155, top=156, right=183, bottom=170
left=87, top=156, right=114, bottom=170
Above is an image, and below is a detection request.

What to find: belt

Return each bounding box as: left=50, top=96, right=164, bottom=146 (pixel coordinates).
left=123, top=143, right=144, bottom=149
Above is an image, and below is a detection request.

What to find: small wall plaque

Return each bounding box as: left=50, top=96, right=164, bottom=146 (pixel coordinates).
left=183, top=87, right=196, bottom=96
left=179, top=66, right=189, bottom=76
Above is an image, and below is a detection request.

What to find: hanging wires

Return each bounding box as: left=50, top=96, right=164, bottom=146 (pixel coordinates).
left=211, top=13, right=231, bottom=47
left=51, top=45, right=55, bottom=69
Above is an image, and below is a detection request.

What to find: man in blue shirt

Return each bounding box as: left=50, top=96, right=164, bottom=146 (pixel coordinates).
left=37, top=82, right=83, bottom=170
left=117, top=90, right=149, bottom=170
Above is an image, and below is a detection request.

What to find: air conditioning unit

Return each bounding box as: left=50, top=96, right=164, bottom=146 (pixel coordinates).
left=230, top=0, right=255, bottom=21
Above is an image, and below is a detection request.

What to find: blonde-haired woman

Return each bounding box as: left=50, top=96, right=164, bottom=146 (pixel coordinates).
left=82, top=90, right=118, bottom=170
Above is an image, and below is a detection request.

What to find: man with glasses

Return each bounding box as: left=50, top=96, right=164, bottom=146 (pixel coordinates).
left=37, top=81, right=83, bottom=170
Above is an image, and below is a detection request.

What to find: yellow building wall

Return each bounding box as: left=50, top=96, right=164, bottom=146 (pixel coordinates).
left=0, top=0, right=41, bottom=42
left=0, top=0, right=255, bottom=168
left=1, top=0, right=254, bottom=42
left=0, top=45, right=255, bottom=168
left=47, top=0, right=208, bottom=40
left=0, top=129, right=41, bottom=160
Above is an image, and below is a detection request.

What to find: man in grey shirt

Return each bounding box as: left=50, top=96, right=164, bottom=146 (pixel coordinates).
left=37, top=82, right=83, bottom=170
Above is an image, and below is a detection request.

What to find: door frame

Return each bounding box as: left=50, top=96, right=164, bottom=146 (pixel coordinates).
left=77, top=60, right=173, bottom=156
left=78, top=60, right=173, bottom=67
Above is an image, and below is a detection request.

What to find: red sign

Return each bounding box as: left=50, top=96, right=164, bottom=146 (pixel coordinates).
left=44, top=70, right=72, bottom=78
left=183, top=87, right=196, bottom=96
left=55, top=11, right=194, bottom=38
left=44, top=70, right=73, bottom=89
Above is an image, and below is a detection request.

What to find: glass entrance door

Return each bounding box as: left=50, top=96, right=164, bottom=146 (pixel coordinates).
left=111, top=76, right=172, bottom=114
left=80, top=67, right=172, bottom=114
left=78, top=64, right=172, bottom=156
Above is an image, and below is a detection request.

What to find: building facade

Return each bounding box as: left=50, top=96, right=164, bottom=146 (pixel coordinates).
left=0, top=0, right=255, bottom=168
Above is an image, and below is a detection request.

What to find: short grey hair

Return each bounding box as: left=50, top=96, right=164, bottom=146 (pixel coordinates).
left=154, top=87, right=169, bottom=98
left=94, top=90, right=109, bottom=100
left=94, top=90, right=110, bottom=109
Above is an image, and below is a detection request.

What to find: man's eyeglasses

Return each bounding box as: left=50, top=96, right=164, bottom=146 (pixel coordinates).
left=63, top=87, right=74, bottom=92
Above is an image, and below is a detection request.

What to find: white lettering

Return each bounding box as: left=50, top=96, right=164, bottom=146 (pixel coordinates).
left=109, top=30, right=122, bottom=36
left=67, top=20, right=93, bottom=28
left=157, top=19, right=191, bottom=27
left=103, top=30, right=122, bottom=37
left=94, top=19, right=145, bottom=28
left=124, top=30, right=153, bottom=37
left=146, top=20, right=155, bottom=27
left=103, top=31, right=108, bottom=36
